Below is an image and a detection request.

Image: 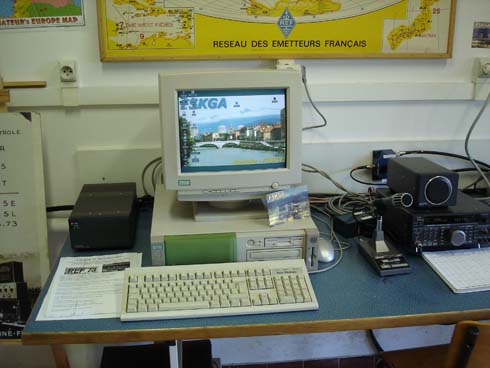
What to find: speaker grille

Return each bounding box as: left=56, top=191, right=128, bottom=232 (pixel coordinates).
left=425, top=176, right=453, bottom=205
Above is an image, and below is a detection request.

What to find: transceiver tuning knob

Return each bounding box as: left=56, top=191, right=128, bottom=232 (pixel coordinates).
left=449, top=229, right=466, bottom=246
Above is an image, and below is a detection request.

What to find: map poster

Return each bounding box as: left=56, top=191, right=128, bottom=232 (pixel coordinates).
left=97, top=0, right=456, bottom=61
left=0, top=1, right=84, bottom=30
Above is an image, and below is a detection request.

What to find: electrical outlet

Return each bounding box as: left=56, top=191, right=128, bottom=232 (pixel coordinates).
left=58, top=60, right=77, bottom=83
left=472, top=57, right=490, bottom=100
left=276, top=59, right=302, bottom=72
left=472, top=58, right=490, bottom=81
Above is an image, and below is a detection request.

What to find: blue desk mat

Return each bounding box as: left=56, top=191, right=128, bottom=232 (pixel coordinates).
left=24, top=208, right=490, bottom=335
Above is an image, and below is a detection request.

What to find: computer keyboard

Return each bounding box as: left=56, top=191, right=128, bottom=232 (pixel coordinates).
left=120, top=259, right=319, bottom=321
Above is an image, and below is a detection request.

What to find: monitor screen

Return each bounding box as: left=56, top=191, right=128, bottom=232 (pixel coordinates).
left=177, top=88, right=287, bottom=173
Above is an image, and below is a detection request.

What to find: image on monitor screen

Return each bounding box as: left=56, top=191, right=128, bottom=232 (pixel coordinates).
left=177, top=88, right=287, bottom=173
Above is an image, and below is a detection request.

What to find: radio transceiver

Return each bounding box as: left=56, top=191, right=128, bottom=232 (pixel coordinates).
left=383, top=192, right=490, bottom=253
left=0, top=262, right=31, bottom=328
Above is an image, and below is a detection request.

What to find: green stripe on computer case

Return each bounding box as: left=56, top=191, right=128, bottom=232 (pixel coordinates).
left=164, top=233, right=237, bottom=265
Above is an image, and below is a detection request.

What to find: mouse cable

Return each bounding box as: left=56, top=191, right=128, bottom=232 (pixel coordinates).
left=319, top=231, right=351, bottom=251
left=311, top=208, right=352, bottom=251
left=308, top=211, right=346, bottom=274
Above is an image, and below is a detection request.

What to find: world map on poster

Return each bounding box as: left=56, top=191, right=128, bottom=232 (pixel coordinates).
left=99, top=0, right=455, bottom=60
left=0, top=0, right=84, bottom=29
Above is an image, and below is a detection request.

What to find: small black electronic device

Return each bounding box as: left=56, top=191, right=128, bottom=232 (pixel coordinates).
left=387, top=157, right=458, bottom=208
left=0, top=262, right=23, bottom=283
left=383, top=191, right=490, bottom=253
left=69, top=183, right=137, bottom=250
left=358, top=244, right=411, bottom=277
left=358, top=218, right=411, bottom=276
left=0, top=282, right=28, bottom=301
left=332, top=212, right=376, bottom=239
left=0, top=299, right=30, bottom=323
left=0, top=282, right=30, bottom=323
left=356, top=190, right=413, bottom=276
left=371, top=149, right=396, bottom=180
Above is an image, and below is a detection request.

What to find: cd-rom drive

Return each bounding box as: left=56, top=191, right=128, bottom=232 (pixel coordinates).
left=237, top=230, right=316, bottom=267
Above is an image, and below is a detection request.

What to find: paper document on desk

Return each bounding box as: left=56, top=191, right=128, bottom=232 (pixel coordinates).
left=36, top=253, right=142, bottom=320
left=422, top=248, right=490, bottom=293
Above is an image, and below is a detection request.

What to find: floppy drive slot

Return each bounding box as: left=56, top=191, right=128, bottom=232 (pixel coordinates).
left=265, top=237, right=304, bottom=248
left=247, top=248, right=303, bottom=261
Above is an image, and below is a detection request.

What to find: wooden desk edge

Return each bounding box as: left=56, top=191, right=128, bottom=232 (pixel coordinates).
left=21, top=309, right=490, bottom=345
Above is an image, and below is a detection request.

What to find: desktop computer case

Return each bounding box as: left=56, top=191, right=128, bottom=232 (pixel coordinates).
left=150, top=187, right=320, bottom=271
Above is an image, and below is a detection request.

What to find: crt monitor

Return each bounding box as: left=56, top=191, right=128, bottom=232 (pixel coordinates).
left=159, top=69, right=303, bottom=202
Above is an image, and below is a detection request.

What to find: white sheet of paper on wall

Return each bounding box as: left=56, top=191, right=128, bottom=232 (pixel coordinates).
left=0, top=112, right=50, bottom=287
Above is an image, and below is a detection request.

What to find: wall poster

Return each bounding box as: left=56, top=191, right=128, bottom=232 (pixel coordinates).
left=0, top=113, right=49, bottom=339
left=472, top=21, right=490, bottom=49
left=0, top=1, right=84, bottom=29
left=97, top=0, right=456, bottom=61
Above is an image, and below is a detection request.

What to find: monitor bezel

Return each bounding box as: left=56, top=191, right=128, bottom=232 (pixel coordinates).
left=159, top=69, right=302, bottom=200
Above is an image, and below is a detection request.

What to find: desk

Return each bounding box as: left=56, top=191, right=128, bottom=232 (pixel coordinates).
left=22, top=208, right=490, bottom=363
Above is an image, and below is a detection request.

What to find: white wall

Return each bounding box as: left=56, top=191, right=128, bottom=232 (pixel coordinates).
left=1, top=0, right=490, bottom=367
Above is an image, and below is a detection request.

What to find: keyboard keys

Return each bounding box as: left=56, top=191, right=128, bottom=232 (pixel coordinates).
left=157, top=301, right=210, bottom=311
left=121, top=259, right=318, bottom=321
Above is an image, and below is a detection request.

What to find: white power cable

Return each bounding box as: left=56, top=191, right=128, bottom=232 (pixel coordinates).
left=465, top=88, right=490, bottom=190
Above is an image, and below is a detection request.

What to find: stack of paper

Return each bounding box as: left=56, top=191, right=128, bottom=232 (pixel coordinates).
left=36, top=253, right=142, bottom=321
left=422, top=248, right=490, bottom=293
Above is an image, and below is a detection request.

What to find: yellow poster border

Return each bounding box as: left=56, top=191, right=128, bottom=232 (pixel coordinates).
left=96, top=0, right=456, bottom=61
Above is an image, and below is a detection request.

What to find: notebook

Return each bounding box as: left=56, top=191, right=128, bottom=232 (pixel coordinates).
left=422, top=248, right=490, bottom=293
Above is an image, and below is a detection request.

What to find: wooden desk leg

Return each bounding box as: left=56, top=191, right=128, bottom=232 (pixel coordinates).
left=51, top=344, right=70, bottom=368
left=169, top=340, right=183, bottom=368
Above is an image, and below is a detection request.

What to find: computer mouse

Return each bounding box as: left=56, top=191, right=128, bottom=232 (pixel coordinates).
left=318, top=238, right=335, bottom=263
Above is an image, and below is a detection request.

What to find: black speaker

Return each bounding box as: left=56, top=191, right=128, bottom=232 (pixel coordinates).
left=387, top=157, right=458, bottom=208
